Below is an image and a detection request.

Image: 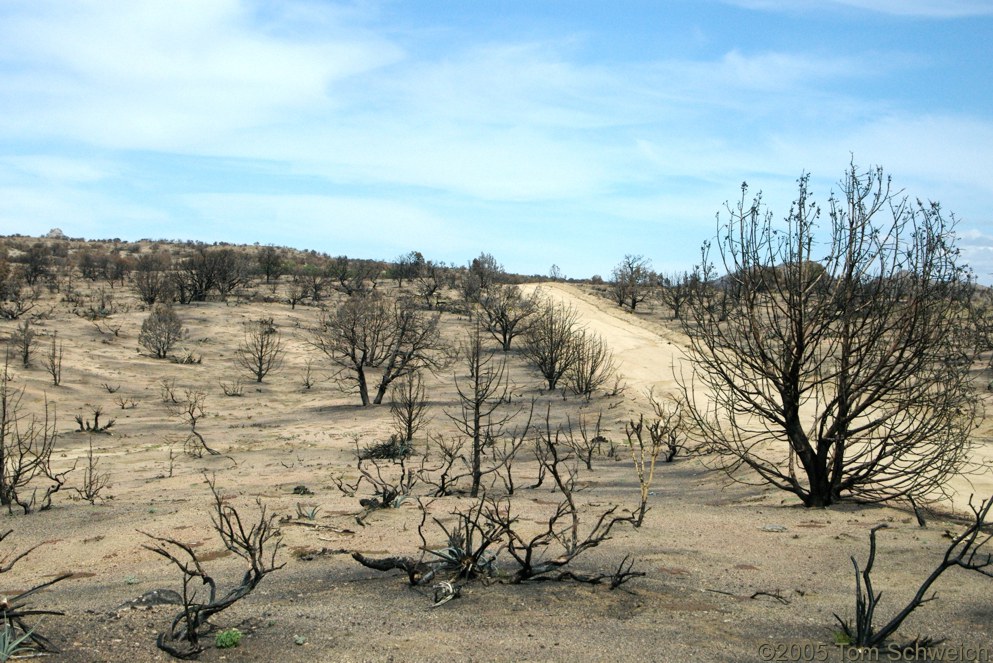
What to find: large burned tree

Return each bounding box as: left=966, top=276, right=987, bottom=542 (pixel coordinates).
left=312, top=293, right=447, bottom=406
left=681, top=164, right=980, bottom=508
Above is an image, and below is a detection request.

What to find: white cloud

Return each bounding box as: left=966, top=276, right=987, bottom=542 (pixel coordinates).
left=833, top=0, right=993, bottom=17
left=1, top=1, right=990, bottom=283
left=0, top=156, right=111, bottom=183
left=844, top=115, right=993, bottom=197
left=705, top=50, right=867, bottom=93
left=0, top=0, right=403, bottom=150
left=180, top=192, right=455, bottom=256
left=0, top=0, right=879, bottom=201
left=0, top=185, right=171, bottom=238
left=723, top=0, right=993, bottom=17
left=0, top=0, right=908, bottom=223
left=955, top=231, right=993, bottom=283
left=233, top=43, right=876, bottom=202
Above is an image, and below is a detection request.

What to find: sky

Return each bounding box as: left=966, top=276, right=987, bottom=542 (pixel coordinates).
left=1, top=0, right=992, bottom=281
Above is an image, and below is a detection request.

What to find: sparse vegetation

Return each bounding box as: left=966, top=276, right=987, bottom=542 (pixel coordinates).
left=219, top=379, right=244, bottom=397
left=295, top=503, right=319, bottom=520
left=131, top=252, right=173, bottom=305
left=478, top=284, right=541, bottom=351
left=0, top=277, right=39, bottom=321
left=566, top=327, right=617, bottom=399
left=172, top=247, right=249, bottom=303
left=0, top=619, right=37, bottom=662
left=447, top=323, right=517, bottom=498
left=172, top=389, right=218, bottom=457
left=301, top=357, right=316, bottom=389
left=0, top=529, right=70, bottom=656
left=74, top=406, right=115, bottom=433
left=611, top=254, right=653, bottom=312
left=557, top=411, right=606, bottom=471
left=355, top=429, right=643, bottom=591
left=358, top=435, right=413, bottom=461
left=0, top=356, right=70, bottom=514
left=215, top=628, right=242, bottom=650
left=0, top=231, right=989, bottom=660
left=645, top=389, right=690, bottom=463
left=8, top=320, right=34, bottom=369
left=159, top=378, right=180, bottom=404
left=75, top=438, right=110, bottom=504
left=257, top=245, right=283, bottom=285
left=521, top=299, right=580, bottom=391
left=114, top=394, right=139, bottom=409
left=44, top=332, right=63, bottom=386
left=331, top=456, right=419, bottom=524
left=389, top=370, right=430, bottom=444
left=624, top=415, right=665, bottom=527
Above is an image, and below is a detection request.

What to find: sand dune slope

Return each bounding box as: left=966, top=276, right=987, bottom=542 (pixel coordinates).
left=530, top=282, right=993, bottom=505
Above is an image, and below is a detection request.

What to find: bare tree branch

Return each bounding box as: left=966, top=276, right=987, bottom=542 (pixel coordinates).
left=143, top=474, right=284, bottom=658
left=680, top=164, right=981, bottom=507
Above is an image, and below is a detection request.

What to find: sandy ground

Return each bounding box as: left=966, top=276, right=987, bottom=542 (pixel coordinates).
left=1, top=279, right=992, bottom=662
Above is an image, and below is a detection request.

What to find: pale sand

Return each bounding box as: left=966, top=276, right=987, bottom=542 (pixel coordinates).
left=1, top=280, right=990, bottom=662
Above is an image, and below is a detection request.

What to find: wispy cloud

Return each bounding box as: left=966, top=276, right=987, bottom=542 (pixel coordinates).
left=0, top=1, right=881, bottom=199
left=959, top=230, right=993, bottom=279
left=0, top=184, right=170, bottom=238
left=0, top=1, right=402, bottom=150
left=0, top=1, right=989, bottom=281
left=181, top=192, right=448, bottom=252
left=0, top=155, right=111, bottom=183
left=833, top=0, right=993, bottom=17
left=723, top=0, right=993, bottom=17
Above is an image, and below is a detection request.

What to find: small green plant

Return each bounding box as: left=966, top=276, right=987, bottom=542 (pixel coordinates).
left=0, top=619, right=36, bottom=662
left=215, top=628, right=242, bottom=649
left=295, top=503, right=319, bottom=520
left=425, top=518, right=499, bottom=580
left=331, top=456, right=419, bottom=526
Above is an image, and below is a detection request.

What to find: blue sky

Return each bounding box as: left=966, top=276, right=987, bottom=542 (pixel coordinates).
left=1, top=0, right=992, bottom=281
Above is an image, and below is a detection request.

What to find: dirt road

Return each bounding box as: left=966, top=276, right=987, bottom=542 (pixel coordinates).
left=523, top=282, right=686, bottom=404
left=528, top=282, right=993, bottom=506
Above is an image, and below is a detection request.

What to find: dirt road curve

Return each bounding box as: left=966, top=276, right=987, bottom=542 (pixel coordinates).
left=523, top=282, right=687, bottom=404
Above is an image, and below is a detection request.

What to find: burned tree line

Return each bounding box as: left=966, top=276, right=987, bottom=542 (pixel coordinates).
left=2, top=237, right=598, bottom=328
left=6, top=199, right=993, bottom=507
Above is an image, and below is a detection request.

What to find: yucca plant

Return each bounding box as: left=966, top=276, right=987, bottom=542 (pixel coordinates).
left=0, top=619, right=36, bottom=662
left=425, top=499, right=502, bottom=580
